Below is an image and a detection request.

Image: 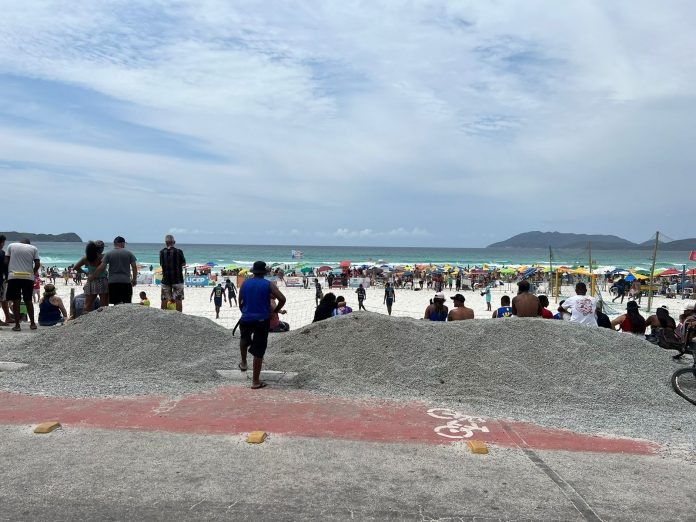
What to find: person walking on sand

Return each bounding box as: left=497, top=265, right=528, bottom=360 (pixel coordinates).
left=5, top=239, right=40, bottom=331
left=224, top=278, right=238, bottom=307
left=448, top=293, right=474, bottom=321
left=210, top=283, right=226, bottom=319
left=314, top=278, right=323, bottom=306
left=384, top=282, right=395, bottom=315
left=239, top=261, right=286, bottom=389
left=159, top=234, right=186, bottom=312
left=91, top=236, right=137, bottom=305
left=511, top=280, right=541, bottom=317
left=481, top=284, right=492, bottom=311
left=356, top=283, right=367, bottom=310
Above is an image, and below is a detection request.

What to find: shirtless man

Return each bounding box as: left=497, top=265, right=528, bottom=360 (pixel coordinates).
left=511, top=280, right=541, bottom=317
left=448, top=293, right=474, bottom=321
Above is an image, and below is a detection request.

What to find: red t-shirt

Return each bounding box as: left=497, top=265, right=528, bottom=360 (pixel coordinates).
left=541, top=308, right=554, bottom=319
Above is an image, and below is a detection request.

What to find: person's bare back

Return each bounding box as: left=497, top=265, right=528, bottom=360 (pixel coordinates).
left=448, top=306, right=474, bottom=321
left=512, top=292, right=541, bottom=317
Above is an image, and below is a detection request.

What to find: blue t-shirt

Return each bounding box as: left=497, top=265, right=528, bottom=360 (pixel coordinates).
left=241, top=278, right=272, bottom=321
left=496, top=306, right=513, bottom=318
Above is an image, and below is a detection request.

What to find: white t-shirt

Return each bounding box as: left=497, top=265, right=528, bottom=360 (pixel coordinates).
left=6, top=243, right=39, bottom=280
left=563, top=295, right=598, bottom=326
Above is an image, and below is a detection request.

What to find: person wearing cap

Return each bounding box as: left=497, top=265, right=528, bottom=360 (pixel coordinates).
left=159, top=234, right=186, bottom=312
left=37, top=283, right=68, bottom=326
left=74, top=240, right=109, bottom=313
left=511, top=280, right=542, bottom=318
left=424, top=292, right=448, bottom=321
left=448, top=293, right=474, bottom=321
left=238, top=261, right=286, bottom=389
left=91, top=236, right=137, bottom=305
left=611, top=301, right=646, bottom=334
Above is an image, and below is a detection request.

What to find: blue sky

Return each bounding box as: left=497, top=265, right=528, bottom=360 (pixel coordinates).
left=1, top=1, right=694, bottom=246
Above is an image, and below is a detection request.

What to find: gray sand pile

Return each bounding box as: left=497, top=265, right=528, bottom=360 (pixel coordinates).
left=0, top=305, right=234, bottom=396
left=1, top=307, right=694, bottom=449
left=266, top=312, right=696, bottom=448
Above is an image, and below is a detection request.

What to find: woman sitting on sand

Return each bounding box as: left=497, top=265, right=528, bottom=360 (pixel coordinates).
left=73, top=240, right=109, bottom=312
left=313, top=293, right=336, bottom=322
left=38, top=284, right=68, bottom=326
left=610, top=301, right=646, bottom=334
left=424, top=292, right=448, bottom=321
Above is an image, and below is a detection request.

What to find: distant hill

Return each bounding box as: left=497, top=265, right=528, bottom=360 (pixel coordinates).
left=0, top=231, right=82, bottom=243
left=488, top=231, right=637, bottom=250
left=489, top=231, right=696, bottom=251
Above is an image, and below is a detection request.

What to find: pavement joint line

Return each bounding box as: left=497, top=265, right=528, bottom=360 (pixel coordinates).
left=501, top=422, right=603, bottom=522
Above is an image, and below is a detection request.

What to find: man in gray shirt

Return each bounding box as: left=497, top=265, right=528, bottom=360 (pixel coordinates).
left=91, top=236, right=137, bottom=304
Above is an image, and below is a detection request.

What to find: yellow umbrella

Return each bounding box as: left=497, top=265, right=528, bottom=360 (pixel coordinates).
left=239, top=268, right=249, bottom=275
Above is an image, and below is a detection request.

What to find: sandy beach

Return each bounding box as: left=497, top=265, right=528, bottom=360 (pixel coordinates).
left=32, top=276, right=692, bottom=332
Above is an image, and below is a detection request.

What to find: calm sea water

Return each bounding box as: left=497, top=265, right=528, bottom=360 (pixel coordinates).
left=27, top=242, right=694, bottom=271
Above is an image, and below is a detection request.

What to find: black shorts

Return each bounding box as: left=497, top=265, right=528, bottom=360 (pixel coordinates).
left=109, top=283, right=133, bottom=304
left=6, top=279, right=33, bottom=303
left=239, top=319, right=271, bottom=358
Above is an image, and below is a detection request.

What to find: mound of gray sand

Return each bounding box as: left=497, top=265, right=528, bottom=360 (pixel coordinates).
left=1, top=307, right=694, bottom=449
left=0, top=305, right=235, bottom=397
left=265, top=312, right=696, bottom=448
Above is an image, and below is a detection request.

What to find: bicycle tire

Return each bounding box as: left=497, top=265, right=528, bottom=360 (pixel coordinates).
left=671, top=368, right=696, bottom=406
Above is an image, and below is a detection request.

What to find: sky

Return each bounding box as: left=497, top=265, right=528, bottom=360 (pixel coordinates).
left=1, top=1, right=694, bottom=247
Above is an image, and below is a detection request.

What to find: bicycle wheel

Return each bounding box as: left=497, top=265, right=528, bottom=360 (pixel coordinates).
left=671, top=368, right=696, bottom=406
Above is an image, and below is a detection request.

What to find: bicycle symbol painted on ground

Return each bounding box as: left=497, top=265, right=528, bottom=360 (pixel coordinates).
left=426, top=408, right=490, bottom=439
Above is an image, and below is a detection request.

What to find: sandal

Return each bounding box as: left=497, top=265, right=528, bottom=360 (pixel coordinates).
left=251, top=382, right=267, bottom=389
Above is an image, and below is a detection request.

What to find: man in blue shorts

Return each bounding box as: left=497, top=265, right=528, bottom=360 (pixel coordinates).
left=239, top=261, right=286, bottom=389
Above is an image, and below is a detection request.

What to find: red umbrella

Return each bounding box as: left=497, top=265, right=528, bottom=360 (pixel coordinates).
left=659, top=268, right=680, bottom=277
left=318, top=265, right=332, bottom=272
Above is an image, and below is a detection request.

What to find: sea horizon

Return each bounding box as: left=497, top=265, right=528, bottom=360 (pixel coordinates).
left=27, top=241, right=696, bottom=272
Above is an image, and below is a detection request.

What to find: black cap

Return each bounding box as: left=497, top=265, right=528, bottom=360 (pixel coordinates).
left=451, top=293, right=465, bottom=302
left=251, top=261, right=268, bottom=274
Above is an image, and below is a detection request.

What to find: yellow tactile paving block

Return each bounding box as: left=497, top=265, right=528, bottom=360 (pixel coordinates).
left=467, top=440, right=489, bottom=454
left=246, top=431, right=268, bottom=444
left=34, top=421, right=62, bottom=434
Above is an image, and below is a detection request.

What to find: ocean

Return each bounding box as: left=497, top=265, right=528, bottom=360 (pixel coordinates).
left=26, top=242, right=695, bottom=272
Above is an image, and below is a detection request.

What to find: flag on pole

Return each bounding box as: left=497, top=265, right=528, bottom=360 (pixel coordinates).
left=690, top=251, right=696, bottom=261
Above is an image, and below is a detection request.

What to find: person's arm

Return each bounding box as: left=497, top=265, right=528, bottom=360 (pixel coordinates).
left=511, top=297, right=517, bottom=316
left=130, top=261, right=138, bottom=287
left=610, top=314, right=625, bottom=330
left=210, top=288, right=214, bottom=300
left=56, top=297, right=68, bottom=319
left=33, top=258, right=40, bottom=275
left=91, top=255, right=108, bottom=280
left=159, top=250, right=164, bottom=271
left=492, top=310, right=498, bottom=318
left=536, top=299, right=542, bottom=317
left=424, top=306, right=430, bottom=319
left=270, top=283, right=286, bottom=314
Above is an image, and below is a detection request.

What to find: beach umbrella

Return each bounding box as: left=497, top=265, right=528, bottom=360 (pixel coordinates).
left=206, top=262, right=218, bottom=267
left=317, top=265, right=332, bottom=272
left=625, top=274, right=636, bottom=282
left=659, top=268, right=680, bottom=277
left=271, top=262, right=282, bottom=267
left=300, top=266, right=313, bottom=274
left=238, top=268, right=249, bottom=275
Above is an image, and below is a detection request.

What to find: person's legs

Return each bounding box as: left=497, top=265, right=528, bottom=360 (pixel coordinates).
left=239, top=321, right=251, bottom=370
left=21, top=282, right=36, bottom=329
left=84, top=294, right=95, bottom=313
left=248, top=320, right=269, bottom=388
left=11, top=300, right=20, bottom=330
left=99, top=292, right=109, bottom=307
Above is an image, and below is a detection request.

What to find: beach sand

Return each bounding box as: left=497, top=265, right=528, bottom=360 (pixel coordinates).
left=35, top=277, right=693, bottom=331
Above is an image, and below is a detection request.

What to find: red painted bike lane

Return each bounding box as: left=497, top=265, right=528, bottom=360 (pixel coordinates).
left=0, top=387, right=659, bottom=455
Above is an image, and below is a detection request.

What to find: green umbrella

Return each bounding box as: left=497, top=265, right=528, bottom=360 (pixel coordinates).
left=300, top=266, right=313, bottom=273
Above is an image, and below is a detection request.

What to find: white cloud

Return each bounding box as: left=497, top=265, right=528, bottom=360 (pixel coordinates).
left=0, top=1, right=694, bottom=243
